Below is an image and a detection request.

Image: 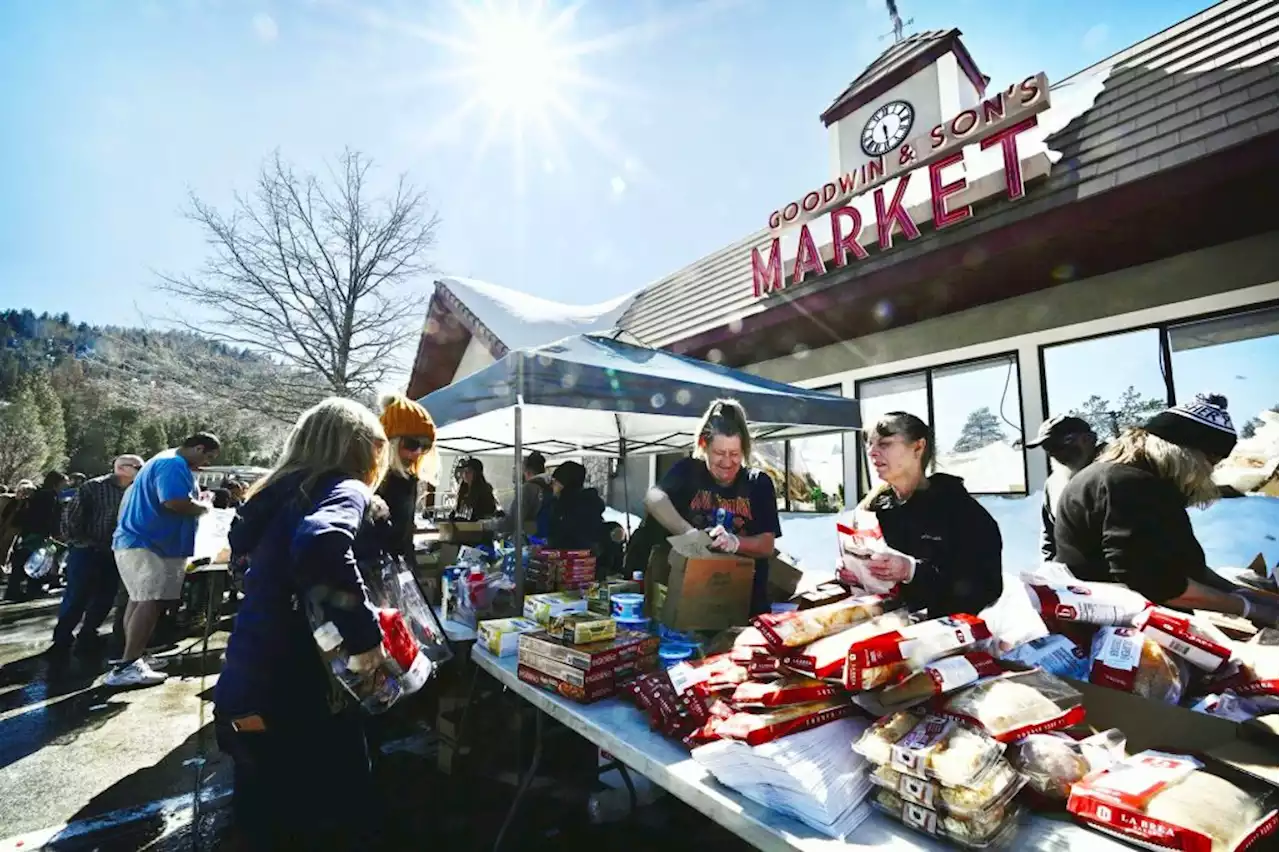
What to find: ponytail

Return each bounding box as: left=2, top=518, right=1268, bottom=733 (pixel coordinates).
left=694, top=399, right=753, bottom=459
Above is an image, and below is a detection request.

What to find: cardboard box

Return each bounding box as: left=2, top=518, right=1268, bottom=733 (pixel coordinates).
left=768, top=551, right=804, bottom=603
left=547, top=612, right=617, bottom=645
left=476, top=617, right=541, bottom=657
left=437, top=521, right=488, bottom=544
left=516, top=648, right=658, bottom=704
left=518, top=630, right=660, bottom=672
left=516, top=664, right=620, bottom=704
left=586, top=579, right=642, bottom=616
left=650, top=549, right=755, bottom=632
left=523, top=592, right=588, bottom=624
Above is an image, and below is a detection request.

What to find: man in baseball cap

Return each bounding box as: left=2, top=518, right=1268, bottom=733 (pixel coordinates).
left=1027, top=415, right=1100, bottom=562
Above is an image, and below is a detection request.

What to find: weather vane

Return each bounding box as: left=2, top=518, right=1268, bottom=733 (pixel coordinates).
left=881, top=0, right=914, bottom=43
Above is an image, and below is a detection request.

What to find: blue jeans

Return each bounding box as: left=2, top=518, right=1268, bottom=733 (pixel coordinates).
left=53, top=548, right=119, bottom=646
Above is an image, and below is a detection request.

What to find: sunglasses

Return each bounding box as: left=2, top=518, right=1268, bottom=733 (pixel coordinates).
left=401, top=436, right=433, bottom=452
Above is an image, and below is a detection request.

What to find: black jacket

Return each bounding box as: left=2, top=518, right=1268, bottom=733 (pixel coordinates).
left=864, top=473, right=1003, bottom=618
left=1054, top=461, right=1221, bottom=604
left=375, top=471, right=418, bottom=560
left=17, top=488, right=61, bottom=540
left=547, top=486, right=606, bottom=552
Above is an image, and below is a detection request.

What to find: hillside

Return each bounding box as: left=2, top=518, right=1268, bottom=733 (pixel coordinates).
left=0, top=309, right=287, bottom=481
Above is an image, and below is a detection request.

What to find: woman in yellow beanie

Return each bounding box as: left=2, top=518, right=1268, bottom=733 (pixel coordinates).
left=376, top=394, right=437, bottom=560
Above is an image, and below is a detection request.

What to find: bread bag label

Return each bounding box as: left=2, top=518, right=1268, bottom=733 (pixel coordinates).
left=1141, top=608, right=1232, bottom=673
left=1089, top=626, right=1144, bottom=692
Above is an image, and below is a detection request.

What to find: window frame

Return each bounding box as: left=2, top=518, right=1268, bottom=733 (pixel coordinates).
left=1036, top=300, right=1279, bottom=437
left=772, top=384, right=847, bottom=513
left=853, top=350, right=1028, bottom=499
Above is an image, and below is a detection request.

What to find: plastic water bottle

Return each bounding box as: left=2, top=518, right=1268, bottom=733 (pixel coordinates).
left=312, top=622, right=403, bottom=714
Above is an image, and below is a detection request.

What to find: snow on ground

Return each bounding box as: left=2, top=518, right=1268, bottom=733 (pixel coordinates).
left=438, top=277, right=637, bottom=352
left=777, top=493, right=1279, bottom=585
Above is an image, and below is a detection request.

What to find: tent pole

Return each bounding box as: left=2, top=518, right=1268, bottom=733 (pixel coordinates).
left=620, top=436, right=631, bottom=538
left=514, top=398, right=525, bottom=613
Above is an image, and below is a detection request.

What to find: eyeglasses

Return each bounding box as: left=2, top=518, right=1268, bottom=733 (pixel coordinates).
left=401, top=436, right=432, bottom=452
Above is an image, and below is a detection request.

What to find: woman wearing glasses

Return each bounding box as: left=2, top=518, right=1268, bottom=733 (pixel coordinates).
left=373, top=394, right=438, bottom=561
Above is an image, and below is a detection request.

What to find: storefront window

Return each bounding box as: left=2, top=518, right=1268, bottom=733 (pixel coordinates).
left=752, top=440, right=789, bottom=511
left=1043, top=328, right=1166, bottom=440
left=787, top=433, right=845, bottom=511
left=1169, top=309, right=1279, bottom=491
left=932, top=356, right=1026, bottom=493
left=857, top=372, right=928, bottom=492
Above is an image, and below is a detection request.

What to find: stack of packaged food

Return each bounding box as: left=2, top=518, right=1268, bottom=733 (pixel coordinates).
left=526, top=548, right=597, bottom=592
left=516, top=629, right=659, bottom=704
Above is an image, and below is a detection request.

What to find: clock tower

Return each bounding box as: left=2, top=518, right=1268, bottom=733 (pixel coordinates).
left=821, top=28, right=989, bottom=180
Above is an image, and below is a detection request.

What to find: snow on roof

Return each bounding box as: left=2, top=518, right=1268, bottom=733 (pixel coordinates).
left=437, top=277, right=638, bottom=353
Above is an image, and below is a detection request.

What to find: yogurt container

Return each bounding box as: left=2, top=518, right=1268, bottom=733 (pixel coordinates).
left=611, top=593, right=645, bottom=621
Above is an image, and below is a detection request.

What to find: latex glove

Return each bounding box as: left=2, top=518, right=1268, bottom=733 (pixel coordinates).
left=1234, top=592, right=1279, bottom=628
left=709, top=525, right=740, bottom=554
left=865, top=550, right=917, bottom=584
left=348, top=644, right=388, bottom=673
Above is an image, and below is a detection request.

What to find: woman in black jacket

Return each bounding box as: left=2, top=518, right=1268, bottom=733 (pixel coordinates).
left=373, top=394, right=437, bottom=561
left=546, top=461, right=606, bottom=552
left=851, top=412, right=1003, bottom=617
left=453, top=457, right=497, bottom=522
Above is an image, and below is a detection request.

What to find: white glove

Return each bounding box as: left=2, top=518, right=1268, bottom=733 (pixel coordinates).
left=709, top=525, right=740, bottom=554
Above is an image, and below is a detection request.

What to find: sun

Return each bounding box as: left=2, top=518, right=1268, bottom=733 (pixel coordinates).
left=465, top=7, right=571, bottom=117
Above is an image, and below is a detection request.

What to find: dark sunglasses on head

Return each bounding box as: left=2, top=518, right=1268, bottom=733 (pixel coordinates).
left=401, top=436, right=432, bottom=452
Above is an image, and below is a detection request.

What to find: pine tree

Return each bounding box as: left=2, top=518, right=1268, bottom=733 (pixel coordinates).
left=24, top=374, right=67, bottom=472
left=953, top=407, right=1007, bottom=453
left=0, top=389, right=50, bottom=483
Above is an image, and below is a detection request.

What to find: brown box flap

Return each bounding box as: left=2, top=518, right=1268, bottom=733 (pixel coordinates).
left=661, top=551, right=754, bottom=632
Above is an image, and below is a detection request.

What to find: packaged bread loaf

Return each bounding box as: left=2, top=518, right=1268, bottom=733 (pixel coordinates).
left=731, top=676, right=840, bottom=708
left=1025, top=581, right=1150, bottom=627
left=782, top=609, right=911, bottom=681
left=844, top=613, right=993, bottom=692
left=751, top=594, right=890, bottom=650
left=879, top=652, right=1004, bottom=709
left=1011, top=728, right=1126, bottom=799
left=941, top=669, right=1084, bottom=742
left=1140, top=607, right=1233, bottom=674
left=1089, top=626, right=1186, bottom=703
left=1068, top=751, right=1277, bottom=852
left=692, top=698, right=855, bottom=747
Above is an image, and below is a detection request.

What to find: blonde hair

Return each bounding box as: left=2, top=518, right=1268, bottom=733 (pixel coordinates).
left=250, top=397, right=390, bottom=500
left=693, top=399, right=753, bottom=460
left=387, top=436, right=439, bottom=482
left=1099, top=428, right=1220, bottom=508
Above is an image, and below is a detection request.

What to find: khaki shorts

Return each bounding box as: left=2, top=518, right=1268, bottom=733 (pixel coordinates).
left=115, top=548, right=188, bottom=602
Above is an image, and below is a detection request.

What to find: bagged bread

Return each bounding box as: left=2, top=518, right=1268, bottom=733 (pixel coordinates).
left=1141, top=607, right=1233, bottom=674
left=1025, top=580, right=1150, bottom=627
left=872, top=788, right=1021, bottom=848
left=844, top=613, right=993, bottom=692
left=1089, top=626, right=1185, bottom=703
left=782, top=609, right=911, bottom=681
left=1011, top=728, right=1126, bottom=799
left=941, top=669, right=1084, bottom=742
left=1068, top=751, right=1276, bottom=852
left=879, top=652, right=1005, bottom=709
left=853, top=712, right=1004, bottom=788
left=692, top=698, right=855, bottom=747
left=731, top=676, right=840, bottom=708
left=870, top=759, right=1023, bottom=818
left=836, top=509, right=898, bottom=594
left=1208, top=640, right=1279, bottom=709
left=999, top=633, right=1090, bottom=681
left=751, top=594, right=890, bottom=650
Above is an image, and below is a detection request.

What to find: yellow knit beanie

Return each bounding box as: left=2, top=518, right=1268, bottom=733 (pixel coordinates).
left=378, top=394, right=437, bottom=442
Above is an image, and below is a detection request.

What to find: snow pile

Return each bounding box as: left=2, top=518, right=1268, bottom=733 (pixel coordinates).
left=935, top=441, right=1025, bottom=494
left=438, top=277, right=638, bottom=353
left=1215, top=409, right=1279, bottom=495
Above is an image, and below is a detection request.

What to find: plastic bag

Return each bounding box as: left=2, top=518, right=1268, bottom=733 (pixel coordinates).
left=854, top=713, right=1005, bottom=788
left=731, top=676, right=840, bottom=708
left=870, top=759, right=1024, bottom=818
left=835, top=509, right=899, bottom=594
left=1089, top=626, right=1184, bottom=703
left=844, top=613, right=993, bottom=692
left=1011, top=729, right=1126, bottom=799
left=751, top=594, right=891, bottom=650
left=24, top=542, right=59, bottom=579
left=941, top=669, right=1085, bottom=742
left=782, top=609, right=911, bottom=681
left=1024, top=580, right=1150, bottom=627
left=691, top=698, right=855, bottom=746
left=369, top=557, right=453, bottom=666
left=879, top=652, right=1005, bottom=709
left=999, top=633, right=1090, bottom=681
left=979, top=582, right=1050, bottom=654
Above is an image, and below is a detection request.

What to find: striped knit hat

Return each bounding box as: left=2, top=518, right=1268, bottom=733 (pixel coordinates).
left=1143, top=392, right=1237, bottom=461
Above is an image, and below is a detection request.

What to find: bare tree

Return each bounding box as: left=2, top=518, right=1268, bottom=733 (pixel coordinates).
left=158, top=148, right=439, bottom=420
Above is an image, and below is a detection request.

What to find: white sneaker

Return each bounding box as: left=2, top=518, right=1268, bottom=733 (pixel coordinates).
left=108, top=654, right=169, bottom=671
left=105, top=660, right=168, bottom=687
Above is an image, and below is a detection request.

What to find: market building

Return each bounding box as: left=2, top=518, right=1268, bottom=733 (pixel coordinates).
left=408, top=0, right=1278, bottom=523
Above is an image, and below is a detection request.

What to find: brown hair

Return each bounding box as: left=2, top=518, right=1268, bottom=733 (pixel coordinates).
left=693, top=399, right=752, bottom=460
left=868, top=412, right=936, bottom=472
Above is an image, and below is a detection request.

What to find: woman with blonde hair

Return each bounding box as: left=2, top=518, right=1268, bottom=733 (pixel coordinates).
left=1055, top=393, right=1276, bottom=626
left=643, top=399, right=782, bottom=616
left=374, top=393, right=437, bottom=560
left=214, top=397, right=390, bottom=850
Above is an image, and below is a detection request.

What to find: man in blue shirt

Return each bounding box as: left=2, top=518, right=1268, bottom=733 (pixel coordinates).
left=108, top=433, right=220, bottom=687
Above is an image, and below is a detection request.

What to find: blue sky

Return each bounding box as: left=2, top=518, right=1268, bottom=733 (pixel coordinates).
left=1, top=0, right=1215, bottom=335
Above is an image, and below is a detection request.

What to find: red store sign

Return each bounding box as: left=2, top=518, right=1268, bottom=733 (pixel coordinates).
left=752, top=72, right=1052, bottom=298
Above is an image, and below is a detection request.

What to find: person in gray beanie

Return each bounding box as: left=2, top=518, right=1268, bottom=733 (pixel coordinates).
left=1053, top=393, right=1276, bottom=627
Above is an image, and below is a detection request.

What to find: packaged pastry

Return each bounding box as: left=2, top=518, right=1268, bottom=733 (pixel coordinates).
left=879, top=652, right=1004, bottom=709
left=731, top=676, right=840, bottom=708
left=836, top=509, right=898, bottom=595
left=1068, top=751, right=1277, bottom=852
left=692, top=698, right=855, bottom=747
left=782, top=609, right=912, bottom=681
left=1025, top=581, right=1150, bottom=627
left=941, top=669, right=1085, bottom=742
left=546, top=611, right=617, bottom=645
left=665, top=653, right=749, bottom=722
left=870, top=758, right=1024, bottom=817
left=999, top=634, right=1090, bottom=681
left=844, top=614, right=993, bottom=692
left=853, top=713, right=1004, bottom=788
left=1140, top=607, right=1233, bottom=674
left=752, top=594, right=890, bottom=649
left=1011, top=728, right=1126, bottom=799
left=872, top=788, right=1021, bottom=848
left=1089, top=626, right=1185, bottom=703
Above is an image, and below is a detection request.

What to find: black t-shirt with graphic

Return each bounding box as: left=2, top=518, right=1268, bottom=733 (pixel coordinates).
left=658, top=457, right=782, bottom=614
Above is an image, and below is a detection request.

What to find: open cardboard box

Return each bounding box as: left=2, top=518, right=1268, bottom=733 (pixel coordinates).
left=437, top=520, right=488, bottom=544
left=644, top=546, right=754, bottom=632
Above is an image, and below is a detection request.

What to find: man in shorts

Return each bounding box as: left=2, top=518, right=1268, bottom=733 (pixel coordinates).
left=107, top=433, right=220, bottom=687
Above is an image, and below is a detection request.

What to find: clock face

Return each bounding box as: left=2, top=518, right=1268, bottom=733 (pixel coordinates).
left=861, top=100, right=915, bottom=157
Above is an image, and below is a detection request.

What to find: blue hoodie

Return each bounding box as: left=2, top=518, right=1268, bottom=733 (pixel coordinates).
left=214, top=471, right=383, bottom=722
